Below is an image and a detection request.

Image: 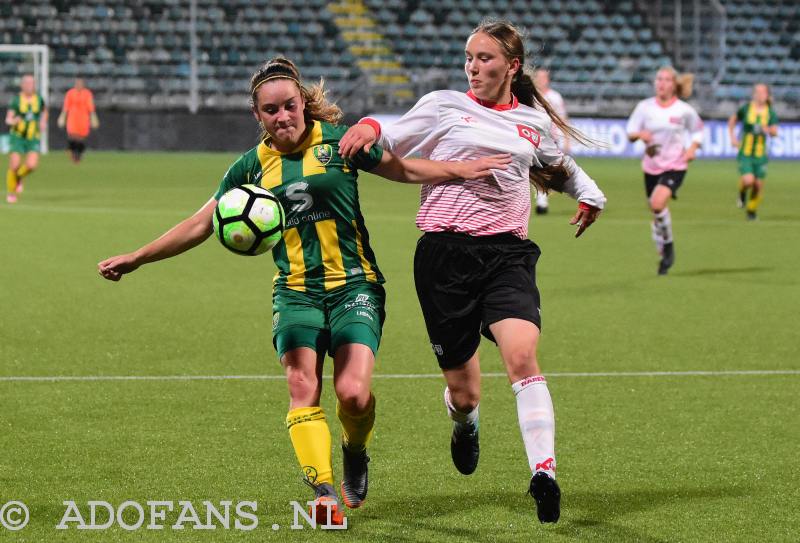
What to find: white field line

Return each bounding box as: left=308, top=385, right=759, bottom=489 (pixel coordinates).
left=0, top=369, right=798, bottom=383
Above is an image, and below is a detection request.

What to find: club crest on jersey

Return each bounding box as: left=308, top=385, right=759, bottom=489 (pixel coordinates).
left=517, top=124, right=541, bottom=148
left=312, top=144, right=333, bottom=165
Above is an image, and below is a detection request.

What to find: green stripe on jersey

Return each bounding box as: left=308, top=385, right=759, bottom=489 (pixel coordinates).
left=214, top=120, right=385, bottom=293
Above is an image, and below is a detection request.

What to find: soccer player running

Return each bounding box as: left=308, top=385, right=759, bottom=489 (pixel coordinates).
left=532, top=68, right=570, bottom=215
left=5, top=74, right=47, bottom=203
left=339, top=20, right=606, bottom=523
left=97, top=58, right=509, bottom=524
left=58, top=78, right=99, bottom=163
left=626, top=67, right=703, bottom=275
left=728, top=83, right=778, bottom=220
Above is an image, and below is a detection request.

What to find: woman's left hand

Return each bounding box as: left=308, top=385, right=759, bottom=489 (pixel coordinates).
left=570, top=203, right=601, bottom=238
left=454, top=153, right=512, bottom=180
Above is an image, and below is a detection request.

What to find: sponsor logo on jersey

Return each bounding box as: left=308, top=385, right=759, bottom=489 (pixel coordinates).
left=669, top=116, right=682, bottom=125
left=517, top=124, right=541, bottom=147
left=431, top=344, right=444, bottom=356
left=313, top=144, right=333, bottom=165
left=462, top=116, right=476, bottom=124
left=272, top=312, right=280, bottom=329
left=354, top=294, right=370, bottom=303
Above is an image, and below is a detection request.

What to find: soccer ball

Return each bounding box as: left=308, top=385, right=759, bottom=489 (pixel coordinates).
left=212, top=184, right=285, bottom=256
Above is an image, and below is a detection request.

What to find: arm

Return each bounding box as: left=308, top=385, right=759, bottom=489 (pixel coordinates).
left=5, top=108, right=19, bottom=127
left=626, top=102, right=651, bottom=143
left=339, top=92, right=440, bottom=158
left=683, top=107, right=704, bottom=161
left=369, top=150, right=511, bottom=184
left=728, top=114, right=739, bottom=148
left=98, top=198, right=216, bottom=281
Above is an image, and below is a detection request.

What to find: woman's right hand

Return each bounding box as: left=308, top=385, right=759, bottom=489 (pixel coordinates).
left=338, top=123, right=378, bottom=158
left=98, top=253, right=140, bottom=282
left=638, top=130, right=653, bottom=144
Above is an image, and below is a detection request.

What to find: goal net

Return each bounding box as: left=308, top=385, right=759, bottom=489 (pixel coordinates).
left=0, top=44, right=50, bottom=154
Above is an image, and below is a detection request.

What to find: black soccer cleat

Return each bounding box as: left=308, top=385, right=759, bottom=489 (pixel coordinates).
left=529, top=471, right=561, bottom=523
left=340, top=444, right=370, bottom=509
left=535, top=205, right=549, bottom=215
left=747, top=210, right=757, bottom=221
left=451, top=424, right=479, bottom=475
left=658, top=242, right=675, bottom=275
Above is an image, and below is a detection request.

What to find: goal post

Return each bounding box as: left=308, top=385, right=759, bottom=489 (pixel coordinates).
left=0, top=44, right=50, bottom=154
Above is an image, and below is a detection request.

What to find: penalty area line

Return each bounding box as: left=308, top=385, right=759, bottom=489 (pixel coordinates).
left=0, top=369, right=798, bottom=383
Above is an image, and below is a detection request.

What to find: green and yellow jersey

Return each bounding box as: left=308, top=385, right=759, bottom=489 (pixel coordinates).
left=8, top=93, right=46, bottom=140
left=215, top=121, right=386, bottom=293
left=736, top=102, right=778, bottom=159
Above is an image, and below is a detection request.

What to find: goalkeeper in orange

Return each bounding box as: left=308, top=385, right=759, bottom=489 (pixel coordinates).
left=58, top=78, right=99, bottom=163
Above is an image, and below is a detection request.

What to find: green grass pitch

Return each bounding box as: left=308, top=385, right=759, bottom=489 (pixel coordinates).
left=1, top=152, right=798, bottom=541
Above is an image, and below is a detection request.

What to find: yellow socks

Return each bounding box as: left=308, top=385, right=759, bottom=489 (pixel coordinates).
left=746, top=191, right=763, bottom=212
left=286, top=406, right=333, bottom=486
left=16, top=164, right=31, bottom=180
left=337, top=394, right=376, bottom=450
left=6, top=169, right=17, bottom=193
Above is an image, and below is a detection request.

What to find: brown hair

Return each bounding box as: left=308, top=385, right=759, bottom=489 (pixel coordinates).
left=249, top=57, right=342, bottom=139
left=658, top=66, right=694, bottom=99
left=753, top=82, right=772, bottom=107
left=470, top=20, right=591, bottom=194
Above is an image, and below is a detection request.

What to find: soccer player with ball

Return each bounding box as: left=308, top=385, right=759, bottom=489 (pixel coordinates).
left=98, top=57, right=509, bottom=524
left=340, top=20, right=606, bottom=524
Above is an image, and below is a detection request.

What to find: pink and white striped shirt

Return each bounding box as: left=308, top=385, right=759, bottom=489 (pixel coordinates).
left=373, top=90, right=605, bottom=239
left=626, top=96, right=704, bottom=175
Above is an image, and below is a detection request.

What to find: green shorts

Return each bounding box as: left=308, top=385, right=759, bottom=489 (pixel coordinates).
left=272, top=281, right=386, bottom=360
left=8, top=134, right=40, bottom=154
left=737, top=155, right=768, bottom=179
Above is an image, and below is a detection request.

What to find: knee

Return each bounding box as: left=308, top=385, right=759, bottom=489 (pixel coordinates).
left=448, top=386, right=481, bottom=412
left=505, top=348, right=539, bottom=382
left=285, top=368, right=319, bottom=402
left=335, top=379, right=371, bottom=413
left=650, top=201, right=665, bottom=213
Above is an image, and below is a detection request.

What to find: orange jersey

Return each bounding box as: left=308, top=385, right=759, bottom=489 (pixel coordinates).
left=63, top=87, right=95, bottom=137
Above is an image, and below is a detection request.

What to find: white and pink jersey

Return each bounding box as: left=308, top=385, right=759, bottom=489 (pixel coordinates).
left=626, top=97, right=704, bottom=175
left=371, top=90, right=605, bottom=239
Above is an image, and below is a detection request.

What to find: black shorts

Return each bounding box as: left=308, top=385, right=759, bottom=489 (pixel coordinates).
left=645, top=170, right=686, bottom=199
left=413, top=231, right=542, bottom=370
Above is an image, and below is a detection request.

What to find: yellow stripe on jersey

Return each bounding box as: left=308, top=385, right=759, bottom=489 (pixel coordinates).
left=743, top=133, right=754, bottom=157
left=256, top=143, right=284, bottom=190
left=352, top=220, right=378, bottom=283
left=315, top=219, right=346, bottom=290
left=301, top=122, right=326, bottom=178
left=754, top=109, right=768, bottom=158
left=26, top=120, right=36, bottom=139
left=283, top=227, right=306, bottom=292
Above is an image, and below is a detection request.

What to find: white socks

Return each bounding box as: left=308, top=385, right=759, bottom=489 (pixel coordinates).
left=444, top=387, right=479, bottom=431
left=651, top=208, right=673, bottom=252
left=536, top=191, right=549, bottom=208
left=512, top=376, right=556, bottom=478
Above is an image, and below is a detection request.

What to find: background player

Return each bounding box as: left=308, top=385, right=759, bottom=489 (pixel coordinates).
left=532, top=68, right=570, bottom=214
left=5, top=74, right=47, bottom=203
left=626, top=67, right=703, bottom=275
left=728, top=83, right=779, bottom=220
left=58, top=78, right=99, bottom=163
left=97, top=57, right=509, bottom=524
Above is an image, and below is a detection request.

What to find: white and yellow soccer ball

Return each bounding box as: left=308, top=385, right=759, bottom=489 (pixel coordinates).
left=212, top=184, right=284, bottom=256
